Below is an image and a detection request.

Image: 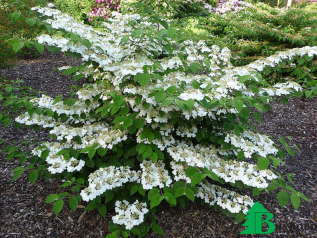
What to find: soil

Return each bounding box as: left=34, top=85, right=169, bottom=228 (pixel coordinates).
left=0, top=53, right=316, bottom=238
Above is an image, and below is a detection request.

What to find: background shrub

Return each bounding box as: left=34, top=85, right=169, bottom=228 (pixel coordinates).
left=0, top=0, right=47, bottom=68
left=53, top=0, right=94, bottom=21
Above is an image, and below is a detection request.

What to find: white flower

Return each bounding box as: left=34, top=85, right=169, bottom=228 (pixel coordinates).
left=112, top=200, right=149, bottom=230
left=179, top=89, right=205, bottom=101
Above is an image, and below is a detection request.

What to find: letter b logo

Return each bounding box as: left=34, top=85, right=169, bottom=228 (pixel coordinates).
left=240, top=202, right=276, bottom=235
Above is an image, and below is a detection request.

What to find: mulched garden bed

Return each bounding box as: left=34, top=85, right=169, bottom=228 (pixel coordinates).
left=0, top=53, right=316, bottom=238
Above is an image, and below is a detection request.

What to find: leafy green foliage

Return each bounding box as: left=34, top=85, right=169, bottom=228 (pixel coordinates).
left=0, top=0, right=47, bottom=67
left=53, top=0, right=93, bottom=21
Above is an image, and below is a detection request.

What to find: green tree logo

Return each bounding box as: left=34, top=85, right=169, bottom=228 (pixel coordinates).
left=240, top=202, right=276, bottom=235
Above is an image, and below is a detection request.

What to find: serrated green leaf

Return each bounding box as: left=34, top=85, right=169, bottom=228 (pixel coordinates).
left=135, top=73, right=151, bottom=86
left=106, top=231, right=121, bottom=238
left=53, top=199, right=64, bottom=215
left=12, top=166, right=25, bottom=180
left=151, top=222, right=164, bottom=235
left=164, top=189, right=176, bottom=206
left=148, top=188, right=163, bottom=208
left=28, top=169, right=39, bottom=183
left=97, top=148, right=107, bottom=157
left=290, top=193, right=301, bottom=210
left=98, top=204, right=107, bottom=217
left=130, top=184, right=140, bottom=195
left=257, top=157, right=270, bottom=170
left=45, top=194, right=59, bottom=203
left=277, top=190, right=290, bottom=207
left=185, top=167, right=206, bottom=185
left=185, top=187, right=195, bottom=201
left=8, top=39, right=25, bottom=53
left=69, top=196, right=79, bottom=211
left=25, top=18, right=37, bottom=26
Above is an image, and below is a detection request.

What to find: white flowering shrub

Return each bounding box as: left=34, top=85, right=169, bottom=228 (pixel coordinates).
left=15, top=4, right=314, bottom=237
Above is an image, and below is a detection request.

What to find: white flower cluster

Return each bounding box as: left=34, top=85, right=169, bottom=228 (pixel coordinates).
left=76, top=83, right=106, bottom=101
left=225, top=131, right=278, bottom=158
left=168, top=142, right=277, bottom=188
left=136, top=130, right=175, bottom=151
left=196, top=182, right=254, bottom=214
left=15, top=112, right=57, bottom=128
left=49, top=122, right=108, bottom=142
left=112, top=200, right=149, bottom=230
left=248, top=46, right=317, bottom=71
left=170, top=161, right=191, bottom=184
left=80, top=166, right=140, bottom=202
left=81, top=128, right=127, bottom=149
left=175, top=125, right=198, bottom=138
left=31, top=95, right=99, bottom=116
left=259, top=81, right=302, bottom=97
left=179, top=89, right=205, bottom=101
left=140, top=160, right=172, bottom=190
left=32, top=142, right=85, bottom=174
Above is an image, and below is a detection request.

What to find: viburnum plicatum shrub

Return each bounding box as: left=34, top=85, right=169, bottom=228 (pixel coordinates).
left=15, top=3, right=315, bottom=237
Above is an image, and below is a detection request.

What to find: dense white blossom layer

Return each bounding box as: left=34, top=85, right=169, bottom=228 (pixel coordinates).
left=80, top=166, right=140, bottom=202
left=31, top=95, right=99, bottom=116
left=167, top=143, right=277, bottom=188
left=225, top=131, right=278, bottom=158
left=196, top=182, right=254, bottom=214
left=15, top=112, right=57, bottom=128
left=32, top=142, right=84, bottom=174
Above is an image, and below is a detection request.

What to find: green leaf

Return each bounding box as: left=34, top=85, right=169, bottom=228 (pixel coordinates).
left=257, top=157, right=270, bottom=170
left=135, top=73, right=151, bottom=86
left=172, top=181, right=187, bottom=198
left=185, top=167, right=206, bottom=185
left=53, top=199, right=64, bottom=215
left=279, top=137, right=296, bottom=156
left=97, top=204, right=107, bottom=217
left=12, top=166, right=25, bottom=180
left=97, top=148, right=107, bottom=157
left=140, top=127, right=156, bottom=141
left=9, top=11, right=22, bottom=21
left=277, top=190, right=290, bottom=207
left=64, top=98, right=76, bottom=106
left=164, top=189, right=176, bottom=206
left=148, top=188, right=163, bottom=208
left=85, top=200, right=97, bottom=211
left=185, top=187, right=195, bottom=201
left=45, top=194, right=59, bottom=203
left=25, top=18, right=37, bottom=26
left=151, top=222, right=164, bottom=235
left=8, top=39, right=25, bottom=53
left=28, top=169, right=39, bottom=183
left=69, top=196, right=79, bottom=211
left=205, top=170, right=221, bottom=182
left=81, top=145, right=97, bottom=159
left=106, top=231, right=121, bottom=238
left=290, top=193, right=301, bottom=210
left=130, top=184, right=140, bottom=195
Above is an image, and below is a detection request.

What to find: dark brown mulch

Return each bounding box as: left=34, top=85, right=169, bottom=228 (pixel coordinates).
left=0, top=54, right=316, bottom=238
